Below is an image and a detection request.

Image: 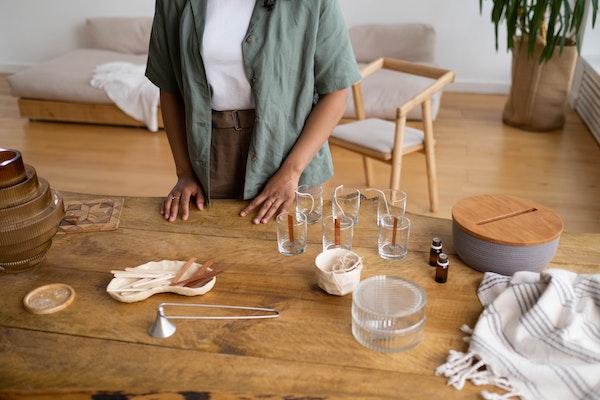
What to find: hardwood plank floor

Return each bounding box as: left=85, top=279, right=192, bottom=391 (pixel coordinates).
left=1, top=74, right=599, bottom=233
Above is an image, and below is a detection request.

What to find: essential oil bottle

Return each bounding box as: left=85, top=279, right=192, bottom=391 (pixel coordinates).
left=435, top=253, right=449, bottom=283
left=429, top=237, right=442, bottom=266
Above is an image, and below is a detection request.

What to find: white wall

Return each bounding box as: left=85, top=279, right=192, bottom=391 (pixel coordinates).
left=340, top=0, right=512, bottom=93
left=1, top=0, right=598, bottom=94
left=0, top=0, right=155, bottom=70
left=581, top=2, right=600, bottom=56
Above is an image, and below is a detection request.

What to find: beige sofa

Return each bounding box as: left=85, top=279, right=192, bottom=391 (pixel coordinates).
left=8, top=17, right=162, bottom=128
left=8, top=19, right=439, bottom=128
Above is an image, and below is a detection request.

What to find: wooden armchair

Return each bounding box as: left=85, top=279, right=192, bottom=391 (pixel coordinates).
left=329, top=57, right=455, bottom=212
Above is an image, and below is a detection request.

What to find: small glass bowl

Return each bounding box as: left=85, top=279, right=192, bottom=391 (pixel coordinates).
left=352, top=275, right=426, bottom=352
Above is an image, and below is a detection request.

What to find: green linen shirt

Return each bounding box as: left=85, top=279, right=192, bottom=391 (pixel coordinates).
left=146, top=0, right=361, bottom=200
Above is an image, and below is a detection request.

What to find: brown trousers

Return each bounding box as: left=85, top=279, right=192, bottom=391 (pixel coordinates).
left=209, top=109, right=255, bottom=199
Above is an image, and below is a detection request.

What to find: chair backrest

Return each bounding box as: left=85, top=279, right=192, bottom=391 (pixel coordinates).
left=348, top=24, right=436, bottom=64
left=344, top=24, right=439, bottom=121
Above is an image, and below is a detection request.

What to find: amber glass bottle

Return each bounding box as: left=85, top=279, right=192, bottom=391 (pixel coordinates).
left=435, top=253, right=449, bottom=283
left=429, top=237, right=442, bottom=266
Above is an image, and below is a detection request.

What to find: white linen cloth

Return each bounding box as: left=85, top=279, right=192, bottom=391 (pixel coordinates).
left=90, top=62, right=159, bottom=131
left=436, top=269, right=600, bottom=400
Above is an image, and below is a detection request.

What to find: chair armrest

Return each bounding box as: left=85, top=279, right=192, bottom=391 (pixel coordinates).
left=383, top=58, right=455, bottom=118
left=358, top=58, right=386, bottom=79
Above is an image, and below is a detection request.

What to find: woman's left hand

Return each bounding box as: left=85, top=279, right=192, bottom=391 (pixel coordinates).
left=239, top=89, right=350, bottom=224
left=240, top=169, right=298, bottom=224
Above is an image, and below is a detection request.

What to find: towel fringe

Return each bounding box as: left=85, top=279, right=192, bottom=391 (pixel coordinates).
left=481, top=389, right=523, bottom=399
left=435, top=350, right=479, bottom=389
left=460, top=324, right=474, bottom=334
left=436, top=350, right=515, bottom=395
left=460, top=324, right=474, bottom=343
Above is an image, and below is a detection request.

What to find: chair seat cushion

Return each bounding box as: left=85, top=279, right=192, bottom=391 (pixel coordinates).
left=331, top=118, right=424, bottom=154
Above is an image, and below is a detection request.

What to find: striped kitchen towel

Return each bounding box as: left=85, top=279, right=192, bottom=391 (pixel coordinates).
left=436, top=269, right=600, bottom=399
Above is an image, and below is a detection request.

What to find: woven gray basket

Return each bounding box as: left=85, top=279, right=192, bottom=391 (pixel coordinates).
left=452, top=222, right=561, bottom=275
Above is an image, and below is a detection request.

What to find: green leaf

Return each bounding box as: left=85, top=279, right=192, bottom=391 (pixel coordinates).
left=479, top=0, right=597, bottom=63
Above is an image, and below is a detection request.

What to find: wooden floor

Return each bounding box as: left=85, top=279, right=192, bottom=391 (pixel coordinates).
left=1, top=74, right=599, bottom=233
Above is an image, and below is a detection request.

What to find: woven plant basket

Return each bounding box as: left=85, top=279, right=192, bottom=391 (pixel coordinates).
left=503, top=36, right=578, bottom=132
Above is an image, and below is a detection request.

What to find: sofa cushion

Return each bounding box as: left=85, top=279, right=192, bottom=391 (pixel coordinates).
left=86, top=17, right=153, bottom=55
left=8, top=49, right=148, bottom=104
left=349, top=23, right=436, bottom=64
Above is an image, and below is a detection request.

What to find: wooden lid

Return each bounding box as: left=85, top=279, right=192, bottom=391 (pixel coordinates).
left=452, top=194, right=563, bottom=246
left=23, top=283, right=75, bottom=314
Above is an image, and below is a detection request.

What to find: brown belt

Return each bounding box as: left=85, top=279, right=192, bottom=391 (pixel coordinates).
left=211, top=109, right=255, bottom=130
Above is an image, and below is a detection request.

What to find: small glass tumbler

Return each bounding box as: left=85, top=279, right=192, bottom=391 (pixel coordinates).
left=322, top=214, right=354, bottom=251
left=378, top=215, right=410, bottom=260
left=332, top=186, right=361, bottom=225
left=276, top=211, right=307, bottom=255
left=377, top=189, right=407, bottom=226
left=352, top=275, right=426, bottom=353
left=295, top=184, right=323, bottom=224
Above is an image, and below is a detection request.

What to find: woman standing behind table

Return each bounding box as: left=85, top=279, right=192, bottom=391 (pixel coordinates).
left=146, top=0, right=360, bottom=223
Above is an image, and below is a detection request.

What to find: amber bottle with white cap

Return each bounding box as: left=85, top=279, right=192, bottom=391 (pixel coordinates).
left=435, top=253, right=449, bottom=283
left=429, top=237, right=442, bottom=266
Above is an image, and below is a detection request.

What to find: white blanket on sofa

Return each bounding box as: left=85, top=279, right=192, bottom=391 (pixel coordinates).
left=90, top=62, right=159, bottom=131
left=436, top=269, right=600, bottom=400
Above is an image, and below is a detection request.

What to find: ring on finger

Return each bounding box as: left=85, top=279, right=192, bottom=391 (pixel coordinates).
left=168, top=194, right=180, bottom=200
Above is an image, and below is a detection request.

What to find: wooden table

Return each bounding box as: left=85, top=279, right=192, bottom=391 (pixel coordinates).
left=1, top=193, right=598, bottom=399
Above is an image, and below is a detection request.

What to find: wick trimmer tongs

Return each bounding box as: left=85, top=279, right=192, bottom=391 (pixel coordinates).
left=149, top=302, right=280, bottom=338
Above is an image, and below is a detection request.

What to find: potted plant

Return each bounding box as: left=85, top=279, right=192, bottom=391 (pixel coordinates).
left=480, top=0, right=598, bottom=131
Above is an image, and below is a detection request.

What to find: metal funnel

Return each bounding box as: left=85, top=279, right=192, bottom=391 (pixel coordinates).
left=148, top=302, right=280, bottom=338
left=148, top=304, right=177, bottom=338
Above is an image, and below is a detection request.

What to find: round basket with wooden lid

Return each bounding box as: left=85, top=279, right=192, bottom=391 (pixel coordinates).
left=452, top=194, right=563, bottom=276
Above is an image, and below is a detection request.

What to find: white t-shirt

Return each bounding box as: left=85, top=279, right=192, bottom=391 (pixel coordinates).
left=203, top=0, right=256, bottom=111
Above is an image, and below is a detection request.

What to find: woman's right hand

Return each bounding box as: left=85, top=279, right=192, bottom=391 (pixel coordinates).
left=161, top=173, right=206, bottom=222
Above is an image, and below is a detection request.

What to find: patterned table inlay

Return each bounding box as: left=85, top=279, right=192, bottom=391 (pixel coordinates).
left=59, top=197, right=124, bottom=233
